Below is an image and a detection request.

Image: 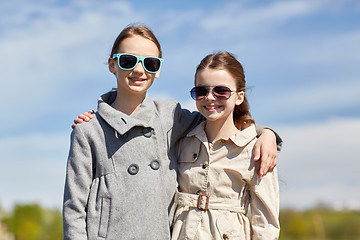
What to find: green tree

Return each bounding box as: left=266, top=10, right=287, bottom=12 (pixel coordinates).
left=1, top=204, right=62, bottom=240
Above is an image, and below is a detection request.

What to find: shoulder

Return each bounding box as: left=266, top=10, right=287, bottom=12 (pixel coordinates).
left=71, top=112, right=106, bottom=140
left=153, top=99, right=179, bottom=113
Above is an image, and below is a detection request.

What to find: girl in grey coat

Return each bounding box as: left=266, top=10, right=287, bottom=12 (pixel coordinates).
left=63, top=24, right=281, bottom=239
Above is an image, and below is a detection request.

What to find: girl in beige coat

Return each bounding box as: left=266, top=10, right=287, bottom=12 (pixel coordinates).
left=172, top=52, right=280, bottom=239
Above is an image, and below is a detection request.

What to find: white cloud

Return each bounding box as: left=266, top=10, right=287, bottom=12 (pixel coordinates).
left=280, top=183, right=360, bottom=210
left=197, top=0, right=324, bottom=35
left=273, top=78, right=360, bottom=116
left=277, top=117, right=360, bottom=209
left=287, top=30, right=360, bottom=66
left=0, top=132, right=69, bottom=210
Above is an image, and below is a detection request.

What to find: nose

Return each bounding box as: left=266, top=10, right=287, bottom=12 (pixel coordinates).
left=205, top=89, right=216, bottom=101
left=133, top=60, right=145, bottom=73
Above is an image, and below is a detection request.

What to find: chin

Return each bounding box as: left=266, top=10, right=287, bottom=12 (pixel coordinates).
left=201, top=113, right=220, bottom=122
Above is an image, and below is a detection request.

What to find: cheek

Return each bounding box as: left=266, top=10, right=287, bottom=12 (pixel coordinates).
left=116, top=70, right=127, bottom=79
left=195, top=101, right=203, bottom=111
left=225, top=100, right=237, bottom=111
left=146, top=73, right=156, bottom=84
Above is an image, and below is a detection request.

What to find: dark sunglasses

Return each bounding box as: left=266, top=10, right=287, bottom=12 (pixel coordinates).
left=112, top=53, right=164, bottom=73
left=190, top=86, right=236, bottom=101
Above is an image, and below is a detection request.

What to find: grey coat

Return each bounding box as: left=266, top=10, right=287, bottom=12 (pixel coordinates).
left=63, top=91, right=203, bottom=239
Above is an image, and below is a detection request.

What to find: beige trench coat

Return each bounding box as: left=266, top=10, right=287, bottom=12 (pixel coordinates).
left=172, top=123, right=280, bottom=240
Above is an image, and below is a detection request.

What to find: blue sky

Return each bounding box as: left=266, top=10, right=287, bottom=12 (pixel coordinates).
left=0, top=0, right=359, bottom=210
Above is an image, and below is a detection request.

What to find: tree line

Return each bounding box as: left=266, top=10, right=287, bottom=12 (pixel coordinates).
left=1, top=204, right=360, bottom=239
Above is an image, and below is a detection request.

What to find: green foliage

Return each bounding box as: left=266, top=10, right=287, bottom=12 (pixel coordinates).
left=1, top=204, right=63, bottom=240
left=280, top=208, right=360, bottom=240
left=1, top=204, right=360, bottom=239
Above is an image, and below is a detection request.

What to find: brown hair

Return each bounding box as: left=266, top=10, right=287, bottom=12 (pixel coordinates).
left=110, top=23, right=162, bottom=58
left=195, top=51, right=254, bottom=130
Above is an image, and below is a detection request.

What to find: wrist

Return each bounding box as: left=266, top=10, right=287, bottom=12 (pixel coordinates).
left=261, top=128, right=275, bottom=137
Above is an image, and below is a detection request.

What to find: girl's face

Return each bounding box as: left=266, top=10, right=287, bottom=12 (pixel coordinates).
left=195, top=68, right=244, bottom=124
left=108, top=35, right=161, bottom=97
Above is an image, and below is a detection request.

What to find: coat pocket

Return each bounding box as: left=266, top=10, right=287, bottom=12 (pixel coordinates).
left=98, top=197, right=111, bottom=238
left=177, top=137, right=202, bottom=163
left=215, top=212, right=246, bottom=239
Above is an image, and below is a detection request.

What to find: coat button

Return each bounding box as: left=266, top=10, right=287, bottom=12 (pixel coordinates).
left=202, top=162, right=208, bottom=169
left=142, top=128, right=153, bottom=138
left=193, top=153, right=198, bottom=160
left=223, top=233, right=229, bottom=240
left=127, top=164, right=139, bottom=175
left=150, top=160, right=160, bottom=170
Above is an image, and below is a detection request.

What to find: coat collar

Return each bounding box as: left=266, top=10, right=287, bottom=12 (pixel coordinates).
left=229, top=124, right=257, bottom=147
left=97, top=91, right=156, bottom=135
left=187, top=122, right=257, bottom=147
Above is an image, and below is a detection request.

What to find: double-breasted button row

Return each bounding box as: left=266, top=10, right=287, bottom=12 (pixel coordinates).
left=116, top=128, right=154, bottom=140
left=128, top=164, right=139, bottom=175
left=127, top=160, right=160, bottom=175
left=150, top=160, right=160, bottom=170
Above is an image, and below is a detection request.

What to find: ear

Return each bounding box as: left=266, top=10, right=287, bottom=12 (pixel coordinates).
left=235, top=91, right=244, bottom=105
left=155, top=67, right=161, bottom=79
left=108, top=57, right=117, bottom=74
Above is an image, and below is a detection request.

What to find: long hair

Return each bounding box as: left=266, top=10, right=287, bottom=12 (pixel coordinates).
left=110, top=23, right=162, bottom=58
left=195, top=51, right=254, bottom=130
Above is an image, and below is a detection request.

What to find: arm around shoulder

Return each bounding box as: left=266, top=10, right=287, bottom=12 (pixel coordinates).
left=255, top=124, right=282, bottom=151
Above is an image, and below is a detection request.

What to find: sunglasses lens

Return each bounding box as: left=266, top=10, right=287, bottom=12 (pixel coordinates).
left=190, top=87, right=208, bottom=100
left=213, top=86, right=232, bottom=99
left=190, top=86, right=233, bottom=100
left=119, top=54, right=138, bottom=69
left=144, top=57, right=161, bottom=72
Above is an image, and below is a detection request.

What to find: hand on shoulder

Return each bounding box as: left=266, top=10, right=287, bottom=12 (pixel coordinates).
left=252, top=128, right=278, bottom=179
left=71, top=110, right=94, bottom=129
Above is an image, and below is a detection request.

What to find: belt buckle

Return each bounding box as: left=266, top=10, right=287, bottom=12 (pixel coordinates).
left=197, top=193, right=209, bottom=210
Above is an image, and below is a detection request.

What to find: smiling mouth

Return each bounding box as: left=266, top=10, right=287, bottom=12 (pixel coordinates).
left=204, top=105, right=222, bottom=110
left=129, top=77, right=146, bottom=82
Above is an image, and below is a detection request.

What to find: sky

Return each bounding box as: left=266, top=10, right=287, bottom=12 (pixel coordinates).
left=0, top=0, right=359, bottom=211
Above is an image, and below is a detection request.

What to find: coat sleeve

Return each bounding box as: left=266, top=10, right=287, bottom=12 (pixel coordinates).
left=249, top=167, right=280, bottom=240
left=170, top=103, right=204, bottom=146
left=63, top=127, right=93, bottom=239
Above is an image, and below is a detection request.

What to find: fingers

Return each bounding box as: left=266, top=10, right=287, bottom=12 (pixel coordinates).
left=252, top=143, right=261, bottom=162
left=254, top=128, right=278, bottom=179
left=78, top=112, right=93, bottom=122
left=71, top=110, right=94, bottom=129
left=270, top=153, right=278, bottom=170
left=74, top=118, right=84, bottom=124
left=258, top=154, right=270, bottom=179
left=258, top=150, right=277, bottom=179
left=83, top=112, right=94, bottom=119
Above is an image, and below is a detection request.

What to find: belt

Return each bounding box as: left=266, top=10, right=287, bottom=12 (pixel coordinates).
left=175, top=190, right=246, bottom=214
